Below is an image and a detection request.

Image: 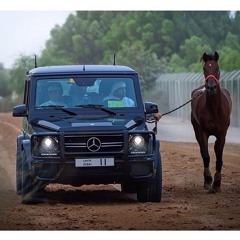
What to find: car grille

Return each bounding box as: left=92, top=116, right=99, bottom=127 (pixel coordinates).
left=64, top=134, right=124, bottom=156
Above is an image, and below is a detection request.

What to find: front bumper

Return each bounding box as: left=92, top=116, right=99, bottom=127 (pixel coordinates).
left=32, top=157, right=154, bottom=185
left=30, top=130, right=156, bottom=185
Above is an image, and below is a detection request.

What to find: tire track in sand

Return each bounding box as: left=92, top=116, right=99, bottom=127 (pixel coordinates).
left=0, top=118, right=21, bottom=188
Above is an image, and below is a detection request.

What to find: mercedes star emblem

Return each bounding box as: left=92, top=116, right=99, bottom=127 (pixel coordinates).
left=87, top=137, right=101, bottom=152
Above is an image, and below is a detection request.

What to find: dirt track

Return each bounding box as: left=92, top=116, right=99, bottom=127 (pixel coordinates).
left=0, top=112, right=240, bottom=231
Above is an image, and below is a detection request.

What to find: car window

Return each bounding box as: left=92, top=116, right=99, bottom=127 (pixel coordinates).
left=35, top=77, right=137, bottom=108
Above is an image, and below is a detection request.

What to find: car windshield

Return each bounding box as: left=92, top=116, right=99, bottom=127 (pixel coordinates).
left=35, top=77, right=137, bottom=109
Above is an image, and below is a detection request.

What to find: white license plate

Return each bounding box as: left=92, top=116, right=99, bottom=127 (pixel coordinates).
left=75, top=157, right=114, bottom=167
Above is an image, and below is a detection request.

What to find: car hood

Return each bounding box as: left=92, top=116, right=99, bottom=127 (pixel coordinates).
left=30, top=115, right=145, bottom=133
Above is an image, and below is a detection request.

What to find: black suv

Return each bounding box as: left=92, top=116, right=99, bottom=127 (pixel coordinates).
left=13, top=64, right=162, bottom=204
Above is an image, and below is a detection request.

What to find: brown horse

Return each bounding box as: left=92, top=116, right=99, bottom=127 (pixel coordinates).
left=191, top=51, right=232, bottom=193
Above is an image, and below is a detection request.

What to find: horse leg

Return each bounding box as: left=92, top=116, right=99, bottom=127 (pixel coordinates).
left=196, top=132, right=213, bottom=190
left=200, top=146, right=213, bottom=190
left=203, top=166, right=212, bottom=190
left=211, top=137, right=225, bottom=193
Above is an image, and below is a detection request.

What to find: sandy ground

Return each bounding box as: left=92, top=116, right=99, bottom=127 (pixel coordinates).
left=0, top=112, right=240, bottom=236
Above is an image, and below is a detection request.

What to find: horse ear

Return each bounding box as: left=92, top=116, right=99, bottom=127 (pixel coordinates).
left=200, top=52, right=207, bottom=62
left=200, top=52, right=206, bottom=62
left=214, top=51, right=219, bottom=61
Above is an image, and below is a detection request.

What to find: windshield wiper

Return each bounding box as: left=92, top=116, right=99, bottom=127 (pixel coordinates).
left=37, top=105, right=77, bottom=115
left=75, top=104, right=116, bottom=115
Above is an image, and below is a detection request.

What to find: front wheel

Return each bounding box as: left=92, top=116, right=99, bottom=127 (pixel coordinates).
left=21, top=150, right=43, bottom=204
left=16, top=146, right=22, bottom=195
left=136, top=143, right=162, bottom=202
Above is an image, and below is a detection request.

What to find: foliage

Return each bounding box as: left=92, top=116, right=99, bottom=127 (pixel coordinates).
left=9, top=54, right=36, bottom=95
left=0, top=63, right=11, bottom=97
left=104, top=41, right=164, bottom=92
left=38, top=11, right=240, bottom=89
left=2, top=11, right=240, bottom=97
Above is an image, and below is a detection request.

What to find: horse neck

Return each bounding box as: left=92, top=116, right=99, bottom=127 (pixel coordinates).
left=205, top=86, right=222, bottom=113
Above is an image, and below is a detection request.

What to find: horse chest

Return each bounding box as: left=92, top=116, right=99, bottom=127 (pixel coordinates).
left=199, top=116, right=219, bottom=132
left=202, top=121, right=219, bottom=135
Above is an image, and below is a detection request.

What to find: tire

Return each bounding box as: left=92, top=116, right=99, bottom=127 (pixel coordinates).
left=16, top=146, right=22, bottom=195
left=21, top=150, right=43, bottom=204
left=136, top=144, right=162, bottom=202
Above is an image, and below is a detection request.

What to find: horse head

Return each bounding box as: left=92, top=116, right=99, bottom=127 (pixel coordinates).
left=200, top=51, right=220, bottom=94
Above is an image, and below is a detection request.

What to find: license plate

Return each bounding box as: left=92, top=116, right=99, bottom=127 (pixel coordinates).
left=75, top=157, right=114, bottom=167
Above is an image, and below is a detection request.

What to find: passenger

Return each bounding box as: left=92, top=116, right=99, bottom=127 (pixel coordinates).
left=69, top=84, right=85, bottom=106
left=102, top=81, right=162, bottom=120
left=103, top=81, right=135, bottom=107
left=40, top=82, right=67, bottom=107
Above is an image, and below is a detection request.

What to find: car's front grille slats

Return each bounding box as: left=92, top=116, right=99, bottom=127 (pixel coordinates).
left=64, top=134, right=124, bottom=156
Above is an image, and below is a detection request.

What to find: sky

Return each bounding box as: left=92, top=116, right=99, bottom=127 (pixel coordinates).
left=0, top=1, right=239, bottom=69
left=0, top=11, right=73, bottom=68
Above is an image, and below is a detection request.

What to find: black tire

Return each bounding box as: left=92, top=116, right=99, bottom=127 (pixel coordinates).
left=16, top=146, right=22, bottom=195
left=21, top=151, right=43, bottom=204
left=136, top=144, right=162, bottom=202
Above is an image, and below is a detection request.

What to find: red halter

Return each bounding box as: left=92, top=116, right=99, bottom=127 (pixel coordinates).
left=204, top=73, right=220, bottom=83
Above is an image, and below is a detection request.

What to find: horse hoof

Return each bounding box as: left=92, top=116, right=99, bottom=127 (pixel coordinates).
left=21, top=197, right=44, bottom=204
left=207, top=188, right=216, bottom=194
left=204, top=183, right=212, bottom=190
left=203, top=175, right=213, bottom=190
left=207, top=187, right=221, bottom=194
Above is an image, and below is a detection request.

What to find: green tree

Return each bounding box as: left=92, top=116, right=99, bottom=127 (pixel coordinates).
left=10, top=54, right=36, bottom=95
left=0, top=63, right=11, bottom=97
left=230, top=11, right=240, bottom=36
left=179, top=35, right=212, bottom=72
left=218, top=32, right=240, bottom=71
left=219, top=47, right=240, bottom=71
left=169, top=53, right=186, bottom=73
left=108, top=41, right=163, bottom=92
left=37, top=11, right=240, bottom=75
left=40, top=12, right=116, bottom=66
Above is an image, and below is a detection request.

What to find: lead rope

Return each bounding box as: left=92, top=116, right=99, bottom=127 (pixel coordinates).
left=147, top=89, right=204, bottom=135
left=161, top=90, right=204, bottom=117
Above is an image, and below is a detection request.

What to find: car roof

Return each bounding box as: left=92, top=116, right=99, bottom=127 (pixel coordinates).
left=27, top=65, right=137, bottom=76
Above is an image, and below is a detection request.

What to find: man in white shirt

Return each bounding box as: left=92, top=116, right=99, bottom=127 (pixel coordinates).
left=103, top=81, right=135, bottom=107
left=102, top=81, right=162, bottom=120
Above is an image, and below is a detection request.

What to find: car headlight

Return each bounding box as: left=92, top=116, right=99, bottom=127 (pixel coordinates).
left=32, top=135, right=59, bottom=157
left=129, top=135, right=147, bottom=154
left=41, top=137, right=56, bottom=151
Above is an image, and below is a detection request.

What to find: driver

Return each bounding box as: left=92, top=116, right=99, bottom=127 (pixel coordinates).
left=40, top=82, right=67, bottom=106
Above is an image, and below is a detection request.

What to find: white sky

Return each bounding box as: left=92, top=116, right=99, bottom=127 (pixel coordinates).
left=0, top=1, right=239, bottom=69
left=0, top=11, right=73, bottom=68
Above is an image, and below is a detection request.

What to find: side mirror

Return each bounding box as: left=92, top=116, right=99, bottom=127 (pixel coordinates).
left=12, top=104, right=27, bottom=117
left=145, top=102, right=158, bottom=114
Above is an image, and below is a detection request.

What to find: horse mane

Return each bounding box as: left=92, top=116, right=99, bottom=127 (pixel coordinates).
left=200, top=51, right=219, bottom=63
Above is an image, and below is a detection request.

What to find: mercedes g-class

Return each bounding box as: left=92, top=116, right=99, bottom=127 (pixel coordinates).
left=12, top=64, right=162, bottom=204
